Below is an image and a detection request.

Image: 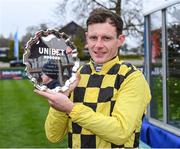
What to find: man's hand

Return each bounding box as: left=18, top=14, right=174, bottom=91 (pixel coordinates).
left=34, top=89, right=74, bottom=114
left=34, top=73, right=81, bottom=114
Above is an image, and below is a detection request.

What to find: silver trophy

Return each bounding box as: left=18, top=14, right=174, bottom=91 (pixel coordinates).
left=23, top=29, right=80, bottom=92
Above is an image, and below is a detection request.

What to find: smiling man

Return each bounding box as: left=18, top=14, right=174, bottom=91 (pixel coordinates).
left=86, top=16, right=125, bottom=64
left=35, top=8, right=151, bottom=148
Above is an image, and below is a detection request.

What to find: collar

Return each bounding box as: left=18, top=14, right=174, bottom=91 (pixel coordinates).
left=89, top=56, right=120, bottom=74
left=91, top=60, right=103, bottom=72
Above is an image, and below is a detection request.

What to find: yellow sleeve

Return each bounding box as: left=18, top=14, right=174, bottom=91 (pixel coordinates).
left=45, top=107, right=68, bottom=143
left=69, top=71, right=151, bottom=145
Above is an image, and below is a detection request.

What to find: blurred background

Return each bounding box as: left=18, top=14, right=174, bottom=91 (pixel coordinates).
left=0, top=0, right=179, bottom=148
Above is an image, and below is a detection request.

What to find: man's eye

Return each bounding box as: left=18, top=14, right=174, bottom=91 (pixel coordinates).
left=89, top=36, right=97, bottom=41
left=103, top=37, right=111, bottom=41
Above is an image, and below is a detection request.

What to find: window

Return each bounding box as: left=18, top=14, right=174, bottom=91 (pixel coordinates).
left=150, top=11, right=163, bottom=121
left=167, top=3, right=180, bottom=128
left=144, top=1, right=180, bottom=135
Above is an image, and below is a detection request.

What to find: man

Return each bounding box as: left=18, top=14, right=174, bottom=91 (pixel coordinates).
left=41, top=60, right=60, bottom=89
left=35, top=8, right=151, bottom=148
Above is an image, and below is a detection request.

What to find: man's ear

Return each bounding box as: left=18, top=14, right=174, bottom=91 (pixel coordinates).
left=117, top=34, right=125, bottom=47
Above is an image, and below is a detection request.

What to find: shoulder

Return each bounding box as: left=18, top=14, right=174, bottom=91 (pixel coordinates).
left=78, top=63, right=92, bottom=74
left=117, top=61, right=140, bottom=78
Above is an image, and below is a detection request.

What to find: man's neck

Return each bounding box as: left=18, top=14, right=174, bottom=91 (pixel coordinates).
left=91, top=56, right=117, bottom=72
left=91, top=60, right=103, bottom=72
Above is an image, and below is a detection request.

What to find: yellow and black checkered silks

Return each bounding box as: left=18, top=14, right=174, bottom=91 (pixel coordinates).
left=45, top=56, right=151, bottom=148
left=67, top=57, right=145, bottom=148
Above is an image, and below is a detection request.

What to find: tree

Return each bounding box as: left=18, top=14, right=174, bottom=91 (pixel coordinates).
left=0, top=35, right=10, bottom=47
left=8, top=39, right=14, bottom=60
left=55, top=0, right=143, bottom=37
left=21, top=23, right=48, bottom=47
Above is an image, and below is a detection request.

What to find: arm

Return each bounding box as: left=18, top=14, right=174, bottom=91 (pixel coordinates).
left=34, top=74, right=81, bottom=142
left=45, top=107, right=68, bottom=143
left=69, top=71, right=151, bottom=145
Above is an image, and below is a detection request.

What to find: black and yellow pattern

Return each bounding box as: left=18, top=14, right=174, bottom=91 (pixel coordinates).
left=68, top=56, right=141, bottom=148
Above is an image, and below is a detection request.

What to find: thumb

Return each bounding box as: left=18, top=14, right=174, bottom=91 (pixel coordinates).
left=69, top=72, right=81, bottom=91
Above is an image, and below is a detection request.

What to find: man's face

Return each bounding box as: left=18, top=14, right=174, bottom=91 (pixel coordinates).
left=86, top=22, right=125, bottom=64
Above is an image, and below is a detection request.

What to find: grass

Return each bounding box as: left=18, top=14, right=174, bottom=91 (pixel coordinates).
left=151, top=76, right=180, bottom=127
left=1, top=77, right=179, bottom=147
left=0, top=80, right=68, bottom=148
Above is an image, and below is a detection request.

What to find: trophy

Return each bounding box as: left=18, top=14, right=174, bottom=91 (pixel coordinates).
left=23, top=29, right=80, bottom=92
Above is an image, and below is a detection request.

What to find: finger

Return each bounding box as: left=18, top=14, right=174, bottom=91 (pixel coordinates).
left=46, top=89, right=56, bottom=94
left=76, top=72, right=81, bottom=81
left=34, top=89, right=54, bottom=100
left=73, top=73, right=81, bottom=86
left=69, top=73, right=81, bottom=92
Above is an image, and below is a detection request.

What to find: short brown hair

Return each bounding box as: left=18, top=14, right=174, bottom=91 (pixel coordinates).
left=86, top=8, right=123, bottom=36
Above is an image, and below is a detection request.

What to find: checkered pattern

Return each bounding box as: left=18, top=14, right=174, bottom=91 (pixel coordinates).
left=68, top=61, right=140, bottom=148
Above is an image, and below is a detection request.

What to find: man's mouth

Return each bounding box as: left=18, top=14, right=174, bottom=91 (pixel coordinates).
left=94, top=51, right=106, bottom=57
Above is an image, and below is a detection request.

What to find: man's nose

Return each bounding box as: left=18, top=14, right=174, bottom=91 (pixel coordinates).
left=94, top=39, right=103, bottom=48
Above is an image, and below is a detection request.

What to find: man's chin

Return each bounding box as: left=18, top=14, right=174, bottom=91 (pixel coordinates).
left=93, top=58, right=106, bottom=64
